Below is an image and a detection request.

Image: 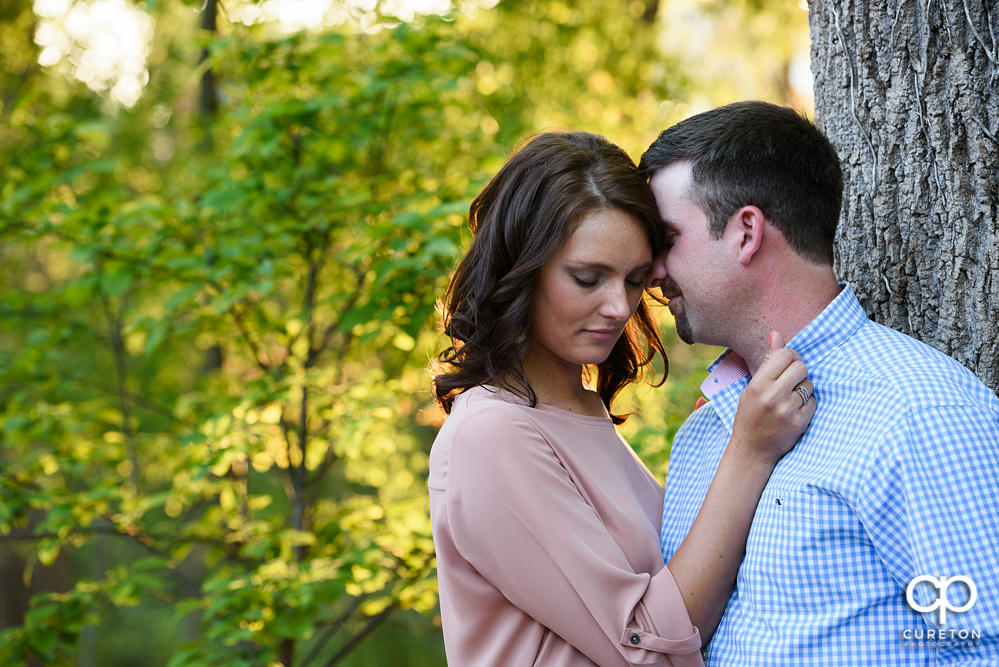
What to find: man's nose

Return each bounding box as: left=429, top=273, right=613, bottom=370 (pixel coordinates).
left=646, top=252, right=669, bottom=288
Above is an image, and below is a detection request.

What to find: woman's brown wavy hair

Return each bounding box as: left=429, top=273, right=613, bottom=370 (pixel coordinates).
left=433, top=131, right=668, bottom=424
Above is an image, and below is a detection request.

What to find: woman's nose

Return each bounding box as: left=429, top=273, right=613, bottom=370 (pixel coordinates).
left=600, top=283, right=633, bottom=320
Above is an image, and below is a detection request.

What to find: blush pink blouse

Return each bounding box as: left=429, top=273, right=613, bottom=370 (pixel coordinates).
left=428, top=386, right=704, bottom=666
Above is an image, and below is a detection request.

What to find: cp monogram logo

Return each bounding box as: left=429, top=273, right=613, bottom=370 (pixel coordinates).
left=906, top=575, right=978, bottom=625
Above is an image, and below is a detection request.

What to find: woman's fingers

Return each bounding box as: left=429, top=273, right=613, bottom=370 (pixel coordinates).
left=750, top=348, right=818, bottom=417
left=796, top=378, right=814, bottom=398
left=774, top=359, right=809, bottom=393
left=755, top=347, right=805, bottom=384
left=790, top=378, right=815, bottom=411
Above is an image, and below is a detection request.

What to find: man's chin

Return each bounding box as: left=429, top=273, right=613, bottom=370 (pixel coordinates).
left=674, top=315, right=695, bottom=345
left=676, top=330, right=695, bottom=345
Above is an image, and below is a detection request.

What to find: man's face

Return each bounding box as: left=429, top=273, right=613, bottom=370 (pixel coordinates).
left=648, top=161, right=734, bottom=346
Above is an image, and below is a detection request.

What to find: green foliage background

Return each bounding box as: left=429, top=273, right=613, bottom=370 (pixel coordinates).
left=0, top=0, right=807, bottom=664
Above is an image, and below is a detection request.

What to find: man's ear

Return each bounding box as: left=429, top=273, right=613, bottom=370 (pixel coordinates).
left=733, top=205, right=767, bottom=266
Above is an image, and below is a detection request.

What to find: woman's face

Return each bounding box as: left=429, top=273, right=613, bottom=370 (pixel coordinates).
left=528, top=208, right=653, bottom=373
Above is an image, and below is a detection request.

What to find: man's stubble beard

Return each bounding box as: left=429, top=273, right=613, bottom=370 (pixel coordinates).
left=673, top=310, right=694, bottom=345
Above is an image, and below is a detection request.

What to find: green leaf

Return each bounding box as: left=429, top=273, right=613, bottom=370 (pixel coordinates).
left=99, top=267, right=133, bottom=297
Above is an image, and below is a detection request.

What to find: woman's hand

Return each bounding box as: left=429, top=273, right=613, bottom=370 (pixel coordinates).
left=731, top=330, right=816, bottom=466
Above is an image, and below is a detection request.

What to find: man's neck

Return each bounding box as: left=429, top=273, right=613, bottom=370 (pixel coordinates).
left=737, top=265, right=841, bottom=375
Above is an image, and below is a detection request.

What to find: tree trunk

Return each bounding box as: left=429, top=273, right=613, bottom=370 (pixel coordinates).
left=808, top=0, right=999, bottom=392
left=198, top=0, right=224, bottom=374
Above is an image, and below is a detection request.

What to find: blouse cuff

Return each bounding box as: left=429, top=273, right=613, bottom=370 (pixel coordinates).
left=619, top=627, right=701, bottom=654
left=619, top=565, right=703, bottom=657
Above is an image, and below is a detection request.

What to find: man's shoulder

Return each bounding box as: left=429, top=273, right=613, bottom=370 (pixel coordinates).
left=832, top=318, right=997, bottom=410
left=671, top=395, right=730, bottom=453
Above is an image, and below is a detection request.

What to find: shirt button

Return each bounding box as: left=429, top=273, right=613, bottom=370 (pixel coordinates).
left=629, top=633, right=640, bottom=645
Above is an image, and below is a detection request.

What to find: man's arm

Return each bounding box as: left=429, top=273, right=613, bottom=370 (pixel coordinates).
left=864, top=403, right=999, bottom=663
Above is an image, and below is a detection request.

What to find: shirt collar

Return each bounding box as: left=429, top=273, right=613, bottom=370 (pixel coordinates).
left=695, top=283, right=866, bottom=432
left=784, top=283, right=867, bottom=369
left=701, top=350, right=749, bottom=399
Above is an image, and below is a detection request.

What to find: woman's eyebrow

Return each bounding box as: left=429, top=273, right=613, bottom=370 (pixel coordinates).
left=568, top=261, right=653, bottom=273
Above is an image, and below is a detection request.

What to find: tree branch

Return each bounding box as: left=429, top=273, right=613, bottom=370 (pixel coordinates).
left=317, top=263, right=366, bottom=354
left=216, top=294, right=272, bottom=373
left=88, top=381, right=187, bottom=426
left=322, top=604, right=397, bottom=667
left=97, top=277, right=139, bottom=488
left=0, top=521, right=210, bottom=596
left=299, top=595, right=368, bottom=667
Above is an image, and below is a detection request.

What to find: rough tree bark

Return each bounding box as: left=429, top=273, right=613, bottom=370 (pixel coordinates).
left=809, top=0, right=999, bottom=392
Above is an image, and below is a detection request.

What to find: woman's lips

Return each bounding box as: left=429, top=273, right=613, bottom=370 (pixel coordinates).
left=583, top=328, right=620, bottom=342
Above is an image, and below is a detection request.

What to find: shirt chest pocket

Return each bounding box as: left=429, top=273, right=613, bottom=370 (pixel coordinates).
left=738, top=487, right=879, bottom=613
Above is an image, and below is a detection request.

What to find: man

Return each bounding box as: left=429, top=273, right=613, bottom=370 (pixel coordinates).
left=641, top=101, right=999, bottom=664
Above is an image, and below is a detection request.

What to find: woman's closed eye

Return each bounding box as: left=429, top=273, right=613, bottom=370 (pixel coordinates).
left=625, top=273, right=646, bottom=288
left=571, top=268, right=648, bottom=289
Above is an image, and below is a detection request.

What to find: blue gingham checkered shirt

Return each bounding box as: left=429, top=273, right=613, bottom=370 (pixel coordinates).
left=660, top=284, right=999, bottom=665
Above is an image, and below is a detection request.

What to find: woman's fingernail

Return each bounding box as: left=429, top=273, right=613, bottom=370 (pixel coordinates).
left=769, top=330, right=777, bottom=347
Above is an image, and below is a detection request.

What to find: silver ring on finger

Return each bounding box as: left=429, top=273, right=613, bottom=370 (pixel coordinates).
left=794, top=384, right=810, bottom=408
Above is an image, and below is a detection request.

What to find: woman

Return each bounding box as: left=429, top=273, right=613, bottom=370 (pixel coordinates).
left=428, top=132, right=814, bottom=666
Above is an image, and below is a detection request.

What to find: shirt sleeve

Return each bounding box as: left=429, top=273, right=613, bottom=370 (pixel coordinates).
left=445, top=407, right=703, bottom=666
left=861, top=404, right=999, bottom=663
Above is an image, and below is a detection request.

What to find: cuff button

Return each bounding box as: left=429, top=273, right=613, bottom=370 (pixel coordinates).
left=629, top=633, right=640, bottom=645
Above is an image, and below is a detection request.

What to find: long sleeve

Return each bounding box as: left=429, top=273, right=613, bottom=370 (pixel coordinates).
left=441, top=405, right=702, bottom=666
left=862, top=404, right=999, bottom=663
